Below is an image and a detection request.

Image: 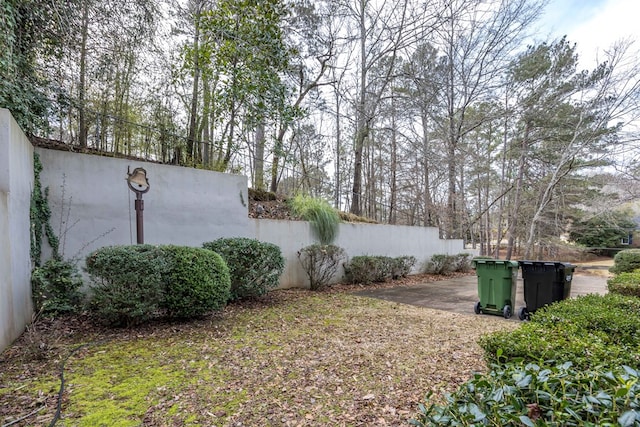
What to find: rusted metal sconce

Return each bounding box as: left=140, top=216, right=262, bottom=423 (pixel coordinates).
left=126, top=166, right=150, bottom=244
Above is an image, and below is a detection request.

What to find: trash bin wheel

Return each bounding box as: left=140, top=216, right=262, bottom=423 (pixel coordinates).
left=518, top=307, right=528, bottom=321
left=502, top=305, right=512, bottom=319
left=474, top=301, right=482, bottom=315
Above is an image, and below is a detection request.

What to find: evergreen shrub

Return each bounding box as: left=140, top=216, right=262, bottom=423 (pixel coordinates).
left=610, top=248, right=640, bottom=274
left=85, top=245, right=169, bottom=326
left=480, top=293, right=640, bottom=369
left=607, top=270, right=640, bottom=297
left=31, top=257, right=83, bottom=316
left=411, top=362, right=640, bottom=426
left=344, top=255, right=397, bottom=284
left=161, top=245, right=230, bottom=318
left=203, top=237, right=284, bottom=300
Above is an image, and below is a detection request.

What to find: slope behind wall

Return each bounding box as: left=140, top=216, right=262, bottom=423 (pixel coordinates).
left=0, top=109, right=34, bottom=353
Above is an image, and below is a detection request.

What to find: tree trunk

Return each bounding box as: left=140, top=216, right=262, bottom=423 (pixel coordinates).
left=78, top=3, right=89, bottom=148
left=187, top=9, right=201, bottom=164
left=254, top=121, right=265, bottom=189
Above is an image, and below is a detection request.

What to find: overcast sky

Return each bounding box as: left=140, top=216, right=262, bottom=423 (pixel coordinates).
left=541, top=0, right=639, bottom=66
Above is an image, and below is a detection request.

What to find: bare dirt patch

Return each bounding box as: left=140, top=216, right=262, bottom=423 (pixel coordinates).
left=0, top=280, right=515, bottom=426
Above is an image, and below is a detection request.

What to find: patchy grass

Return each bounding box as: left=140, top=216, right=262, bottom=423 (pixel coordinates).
left=0, top=288, right=515, bottom=426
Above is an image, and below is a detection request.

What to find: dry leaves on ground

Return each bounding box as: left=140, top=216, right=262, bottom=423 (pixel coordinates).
left=0, top=279, right=516, bottom=427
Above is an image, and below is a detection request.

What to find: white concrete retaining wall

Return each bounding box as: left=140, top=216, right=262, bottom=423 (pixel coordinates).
left=35, top=148, right=250, bottom=264
left=250, top=219, right=468, bottom=288
left=0, top=109, right=34, bottom=353
left=1, top=110, right=469, bottom=353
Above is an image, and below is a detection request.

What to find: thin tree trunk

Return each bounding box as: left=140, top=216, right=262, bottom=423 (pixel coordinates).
left=78, top=3, right=89, bottom=148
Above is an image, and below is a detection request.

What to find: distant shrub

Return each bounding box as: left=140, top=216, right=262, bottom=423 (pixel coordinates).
left=480, top=293, right=640, bottom=369
left=411, top=362, right=640, bottom=427
left=298, top=244, right=347, bottom=290
left=610, top=248, right=640, bottom=274
left=391, top=256, right=417, bottom=279
left=290, top=195, right=340, bottom=244
left=423, top=254, right=456, bottom=275
left=203, top=238, right=284, bottom=300
left=607, top=270, right=640, bottom=297
left=161, top=246, right=230, bottom=318
left=31, top=257, right=83, bottom=316
left=85, top=245, right=169, bottom=326
left=344, top=255, right=396, bottom=284
left=453, top=253, right=473, bottom=272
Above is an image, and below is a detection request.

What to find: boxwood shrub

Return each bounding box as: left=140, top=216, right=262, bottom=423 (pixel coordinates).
left=480, top=293, right=640, bottom=369
left=608, top=270, right=640, bottom=297
left=203, top=238, right=284, bottom=300
left=86, top=245, right=230, bottom=325
left=610, top=248, right=640, bottom=274
left=85, top=245, right=169, bottom=326
left=411, top=362, right=640, bottom=426
left=161, top=245, right=230, bottom=318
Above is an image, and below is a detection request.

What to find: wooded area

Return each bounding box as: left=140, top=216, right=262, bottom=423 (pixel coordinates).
left=3, top=0, right=640, bottom=257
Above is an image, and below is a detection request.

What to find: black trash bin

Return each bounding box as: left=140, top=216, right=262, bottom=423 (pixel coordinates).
left=517, top=261, right=574, bottom=320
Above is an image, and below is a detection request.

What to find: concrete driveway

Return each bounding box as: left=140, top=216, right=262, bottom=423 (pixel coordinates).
left=354, top=268, right=609, bottom=320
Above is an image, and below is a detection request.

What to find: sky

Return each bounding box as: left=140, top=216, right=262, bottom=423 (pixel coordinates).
left=540, top=0, right=640, bottom=67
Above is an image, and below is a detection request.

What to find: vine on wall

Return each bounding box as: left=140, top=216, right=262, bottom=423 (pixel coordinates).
left=30, top=153, right=59, bottom=266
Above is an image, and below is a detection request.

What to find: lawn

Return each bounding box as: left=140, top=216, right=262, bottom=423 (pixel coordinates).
left=0, top=285, right=515, bottom=426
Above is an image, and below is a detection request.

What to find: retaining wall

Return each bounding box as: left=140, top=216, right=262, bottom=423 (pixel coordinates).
left=0, top=109, right=34, bottom=353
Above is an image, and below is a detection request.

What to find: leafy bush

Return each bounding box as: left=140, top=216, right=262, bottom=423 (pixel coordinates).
left=480, top=294, right=640, bottom=369
left=453, top=253, right=473, bottom=272
left=31, top=257, right=83, bottom=316
left=203, top=238, right=284, bottom=300
left=161, top=246, right=230, bottom=318
left=298, top=244, right=347, bottom=290
left=391, top=256, right=417, bottom=279
left=411, top=361, right=640, bottom=426
left=85, top=245, right=169, bottom=326
left=423, top=254, right=456, bottom=275
left=290, top=195, right=340, bottom=244
left=610, top=248, right=640, bottom=274
left=608, top=270, right=640, bottom=297
left=344, top=256, right=393, bottom=284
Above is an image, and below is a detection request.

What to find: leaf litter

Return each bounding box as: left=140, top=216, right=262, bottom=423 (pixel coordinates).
left=0, top=275, right=516, bottom=426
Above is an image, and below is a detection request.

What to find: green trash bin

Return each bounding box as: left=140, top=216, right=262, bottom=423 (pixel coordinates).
left=517, top=261, right=575, bottom=321
left=472, top=259, right=519, bottom=319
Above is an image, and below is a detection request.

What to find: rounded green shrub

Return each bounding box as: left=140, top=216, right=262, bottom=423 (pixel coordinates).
left=412, top=362, right=640, bottom=426
left=608, top=270, right=640, bottom=297
left=85, top=245, right=169, bottom=326
left=203, top=238, right=284, bottom=300
left=480, top=293, right=640, bottom=369
left=161, top=246, right=230, bottom=318
left=610, top=248, right=640, bottom=274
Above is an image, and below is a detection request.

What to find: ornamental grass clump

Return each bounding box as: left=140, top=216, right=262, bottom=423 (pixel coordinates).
left=290, top=194, right=340, bottom=245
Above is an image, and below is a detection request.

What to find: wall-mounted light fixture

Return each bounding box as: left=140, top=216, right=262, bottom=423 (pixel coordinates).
left=126, top=167, right=150, bottom=244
